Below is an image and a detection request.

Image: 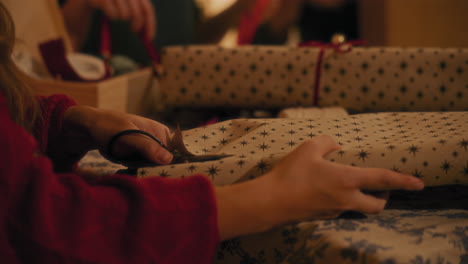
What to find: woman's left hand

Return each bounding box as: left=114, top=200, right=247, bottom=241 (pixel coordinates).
left=62, top=106, right=173, bottom=167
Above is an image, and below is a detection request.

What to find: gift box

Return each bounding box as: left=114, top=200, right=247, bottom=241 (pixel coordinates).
left=5, top=0, right=153, bottom=114
left=158, top=45, right=468, bottom=112
left=137, top=111, right=468, bottom=187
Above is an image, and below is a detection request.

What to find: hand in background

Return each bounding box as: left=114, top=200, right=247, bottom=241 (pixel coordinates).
left=86, top=0, right=156, bottom=40
left=62, top=106, right=173, bottom=167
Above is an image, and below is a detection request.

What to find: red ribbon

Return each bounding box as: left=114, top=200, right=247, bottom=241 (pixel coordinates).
left=100, top=17, right=161, bottom=75
left=300, top=40, right=367, bottom=106
left=238, top=0, right=271, bottom=45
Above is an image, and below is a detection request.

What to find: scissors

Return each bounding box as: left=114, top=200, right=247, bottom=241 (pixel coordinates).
left=107, top=128, right=232, bottom=168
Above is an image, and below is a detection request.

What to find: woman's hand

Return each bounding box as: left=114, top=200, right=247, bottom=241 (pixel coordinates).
left=216, top=135, right=424, bottom=240
left=86, top=0, right=156, bottom=40
left=62, top=106, right=173, bottom=167
left=264, top=135, right=424, bottom=223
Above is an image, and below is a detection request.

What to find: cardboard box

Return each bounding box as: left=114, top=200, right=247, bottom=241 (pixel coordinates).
left=4, top=0, right=152, bottom=114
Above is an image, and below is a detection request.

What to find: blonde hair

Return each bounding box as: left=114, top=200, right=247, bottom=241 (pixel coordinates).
left=0, top=2, right=40, bottom=135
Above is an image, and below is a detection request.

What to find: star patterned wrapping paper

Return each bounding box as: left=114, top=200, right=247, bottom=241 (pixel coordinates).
left=159, top=45, right=320, bottom=108
left=137, top=112, right=468, bottom=187
left=158, top=46, right=468, bottom=111
left=319, top=47, right=468, bottom=112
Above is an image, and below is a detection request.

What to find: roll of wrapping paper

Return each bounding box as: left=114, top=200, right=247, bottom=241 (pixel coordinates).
left=137, top=111, right=468, bottom=187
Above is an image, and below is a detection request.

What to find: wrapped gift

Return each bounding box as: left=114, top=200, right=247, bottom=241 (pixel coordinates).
left=158, top=45, right=468, bottom=112
left=319, top=47, right=468, bottom=112
left=159, top=45, right=320, bottom=108
left=137, top=111, right=468, bottom=187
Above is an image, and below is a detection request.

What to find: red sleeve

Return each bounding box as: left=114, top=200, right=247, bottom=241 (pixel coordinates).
left=0, top=95, right=219, bottom=263
left=35, top=94, right=78, bottom=172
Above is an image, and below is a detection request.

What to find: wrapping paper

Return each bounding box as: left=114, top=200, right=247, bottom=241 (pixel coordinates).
left=159, top=46, right=468, bottom=111
left=159, top=46, right=319, bottom=108
left=214, top=209, right=468, bottom=264
left=136, top=112, right=468, bottom=187
left=319, top=47, right=468, bottom=112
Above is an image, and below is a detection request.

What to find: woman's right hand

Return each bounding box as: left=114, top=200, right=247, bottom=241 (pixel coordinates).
left=216, top=135, right=424, bottom=240
left=264, top=135, right=425, bottom=223
left=86, top=0, right=156, bottom=40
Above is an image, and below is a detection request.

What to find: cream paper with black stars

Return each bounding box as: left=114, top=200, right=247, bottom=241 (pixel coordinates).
left=158, top=46, right=468, bottom=111
left=159, top=45, right=319, bottom=108
left=138, top=112, right=468, bottom=187
left=319, top=47, right=468, bottom=112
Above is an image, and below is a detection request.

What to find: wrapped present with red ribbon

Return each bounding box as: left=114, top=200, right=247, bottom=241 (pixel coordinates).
left=157, top=44, right=468, bottom=112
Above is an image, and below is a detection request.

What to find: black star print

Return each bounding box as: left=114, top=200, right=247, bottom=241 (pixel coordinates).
left=400, top=85, right=407, bottom=94
left=338, top=150, right=345, bottom=157
left=287, top=141, right=297, bottom=147
left=287, top=130, right=296, bottom=135
left=412, top=169, right=423, bottom=178
left=219, top=138, right=229, bottom=146
left=439, top=85, right=447, bottom=94
left=462, top=162, right=468, bottom=176
left=307, top=133, right=316, bottom=138
left=202, top=148, right=209, bottom=153
left=357, top=150, right=370, bottom=162
left=240, top=140, right=248, bottom=146
left=236, top=160, right=245, bottom=168
left=206, top=165, right=220, bottom=179
left=250, top=63, right=257, bottom=71
left=335, top=133, right=343, bottom=137
left=354, top=136, right=364, bottom=142
left=200, top=134, right=209, bottom=141
left=400, top=61, right=407, bottom=70
left=407, top=145, right=420, bottom=156
left=439, top=61, right=447, bottom=70
left=259, top=130, right=269, bottom=137
left=244, top=126, right=252, bottom=132
left=187, top=165, right=197, bottom=173
left=258, top=143, right=270, bottom=151
left=361, top=62, right=369, bottom=70
left=159, top=170, right=170, bottom=177
left=459, top=139, right=468, bottom=150
left=440, top=160, right=452, bottom=173
left=353, top=128, right=362, bottom=133
left=218, top=126, right=228, bottom=133
left=256, top=160, right=269, bottom=173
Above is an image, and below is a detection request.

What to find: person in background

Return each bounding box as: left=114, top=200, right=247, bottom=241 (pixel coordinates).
left=60, top=0, right=255, bottom=66
left=1, top=2, right=425, bottom=263
left=248, top=0, right=359, bottom=44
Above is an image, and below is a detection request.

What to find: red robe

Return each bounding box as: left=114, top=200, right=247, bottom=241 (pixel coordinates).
left=0, top=94, right=219, bottom=263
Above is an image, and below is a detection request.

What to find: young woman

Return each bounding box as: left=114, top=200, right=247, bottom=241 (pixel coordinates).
left=0, top=3, right=424, bottom=263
